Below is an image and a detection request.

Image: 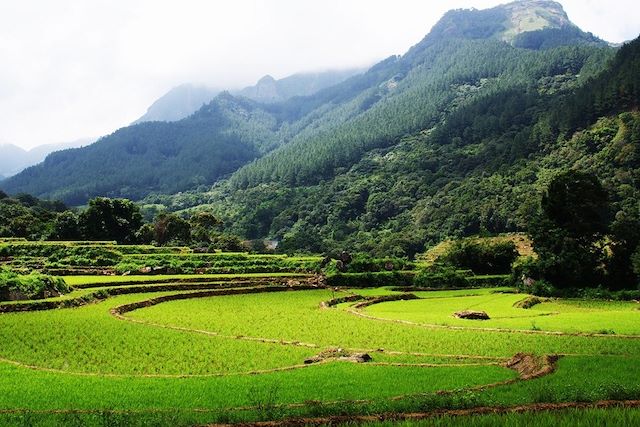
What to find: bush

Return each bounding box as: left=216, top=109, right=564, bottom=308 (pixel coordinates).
left=510, top=256, right=542, bottom=285
left=209, top=234, right=249, bottom=252
left=443, top=239, right=519, bottom=274
left=326, top=272, right=414, bottom=288
left=525, top=279, right=556, bottom=297
left=413, top=266, right=468, bottom=288
left=338, top=254, right=413, bottom=273
left=0, top=269, right=69, bottom=301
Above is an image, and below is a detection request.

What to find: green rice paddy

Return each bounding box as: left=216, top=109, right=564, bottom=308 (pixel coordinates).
left=1, top=250, right=639, bottom=425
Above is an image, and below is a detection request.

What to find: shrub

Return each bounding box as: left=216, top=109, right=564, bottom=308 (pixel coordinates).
left=511, top=256, right=542, bottom=285
left=413, top=266, right=468, bottom=288
left=209, top=234, right=248, bottom=252
left=340, top=254, right=413, bottom=273
left=325, top=272, right=414, bottom=288
left=526, top=279, right=556, bottom=297
left=0, top=269, right=69, bottom=301
left=442, top=239, right=518, bottom=274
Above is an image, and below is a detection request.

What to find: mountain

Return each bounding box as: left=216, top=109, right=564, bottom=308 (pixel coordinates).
left=0, top=138, right=94, bottom=178
left=134, top=69, right=363, bottom=124
left=2, top=94, right=282, bottom=204
left=156, top=35, right=635, bottom=258
left=134, top=84, right=220, bottom=124
left=0, top=144, right=25, bottom=178
left=1, top=0, right=623, bottom=217
left=423, top=0, right=606, bottom=49
left=236, top=69, right=364, bottom=104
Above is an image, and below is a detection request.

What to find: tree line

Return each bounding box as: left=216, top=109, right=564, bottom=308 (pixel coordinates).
left=0, top=193, right=247, bottom=251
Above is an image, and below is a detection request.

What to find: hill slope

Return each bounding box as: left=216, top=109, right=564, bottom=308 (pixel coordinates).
left=182, top=36, right=637, bottom=256
left=133, top=84, right=220, bottom=124
left=3, top=95, right=280, bottom=204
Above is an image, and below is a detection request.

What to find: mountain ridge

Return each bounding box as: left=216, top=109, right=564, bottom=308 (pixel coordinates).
left=0, top=138, right=94, bottom=179
left=135, top=68, right=364, bottom=124
left=0, top=0, right=622, bottom=207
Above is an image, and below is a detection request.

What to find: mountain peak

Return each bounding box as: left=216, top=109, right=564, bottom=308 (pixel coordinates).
left=499, top=0, right=572, bottom=41
left=257, top=75, right=276, bottom=84
left=418, top=0, right=605, bottom=50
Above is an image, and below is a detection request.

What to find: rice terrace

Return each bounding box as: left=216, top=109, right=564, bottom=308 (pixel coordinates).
left=1, top=0, right=640, bottom=425
left=0, top=238, right=638, bottom=426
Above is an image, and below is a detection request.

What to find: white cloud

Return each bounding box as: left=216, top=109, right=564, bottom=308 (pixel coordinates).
left=0, top=0, right=638, bottom=149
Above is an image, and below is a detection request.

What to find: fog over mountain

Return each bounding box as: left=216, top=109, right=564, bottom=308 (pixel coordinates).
left=4, top=0, right=637, bottom=208
left=1, top=0, right=638, bottom=150
left=0, top=138, right=94, bottom=179
left=135, top=68, right=364, bottom=124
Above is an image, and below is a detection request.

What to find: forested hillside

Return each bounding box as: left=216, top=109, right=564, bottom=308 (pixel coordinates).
left=2, top=0, right=612, bottom=206
left=3, top=95, right=281, bottom=204
left=0, top=139, right=92, bottom=178
left=161, top=36, right=638, bottom=257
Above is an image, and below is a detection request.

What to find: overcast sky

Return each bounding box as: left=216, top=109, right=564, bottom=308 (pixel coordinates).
left=1, top=0, right=639, bottom=150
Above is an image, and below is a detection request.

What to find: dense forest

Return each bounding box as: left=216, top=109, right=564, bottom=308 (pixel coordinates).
left=1, top=0, right=638, bottom=263
left=143, top=36, right=639, bottom=260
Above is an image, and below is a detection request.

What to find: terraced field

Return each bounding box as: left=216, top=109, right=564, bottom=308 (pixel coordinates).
left=1, top=271, right=640, bottom=426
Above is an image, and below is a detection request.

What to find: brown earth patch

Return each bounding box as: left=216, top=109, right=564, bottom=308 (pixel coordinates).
left=454, top=310, right=490, bottom=320
left=514, top=296, right=547, bottom=309
left=218, top=399, right=640, bottom=427
left=504, top=352, right=560, bottom=380
left=304, top=348, right=372, bottom=365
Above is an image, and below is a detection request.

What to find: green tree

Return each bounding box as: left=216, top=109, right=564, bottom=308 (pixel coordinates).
left=607, top=213, right=640, bottom=290
left=153, top=213, right=191, bottom=245
left=209, top=233, right=247, bottom=252
left=79, top=198, right=143, bottom=244
left=135, top=223, right=155, bottom=245
left=529, top=171, right=610, bottom=289
left=443, top=239, right=518, bottom=274
left=632, top=247, right=640, bottom=283
left=50, top=211, right=80, bottom=240
left=189, top=212, right=223, bottom=244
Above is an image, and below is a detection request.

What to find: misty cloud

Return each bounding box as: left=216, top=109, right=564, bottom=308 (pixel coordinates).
left=0, top=0, right=638, bottom=149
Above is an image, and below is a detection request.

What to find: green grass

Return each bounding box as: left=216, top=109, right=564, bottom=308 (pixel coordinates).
left=0, top=283, right=639, bottom=425
left=362, top=292, right=640, bottom=335
left=0, top=362, right=512, bottom=411
left=128, top=289, right=640, bottom=357
left=0, top=291, right=316, bottom=375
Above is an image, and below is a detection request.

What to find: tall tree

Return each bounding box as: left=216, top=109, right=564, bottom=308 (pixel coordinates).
left=79, top=198, right=143, bottom=244
left=529, top=171, right=610, bottom=289
left=153, top=213, right=191, bottom=245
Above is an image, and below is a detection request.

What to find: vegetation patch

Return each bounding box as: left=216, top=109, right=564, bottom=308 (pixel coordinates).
left=515, top=296, right=547, bottom=309
left=504, top=353, right=560, bottom=380
left=453, top=310, right=491, bottom=320
left=304, top=348, right=372, bottom=365
left=0, top=270, right=69, bottom=301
